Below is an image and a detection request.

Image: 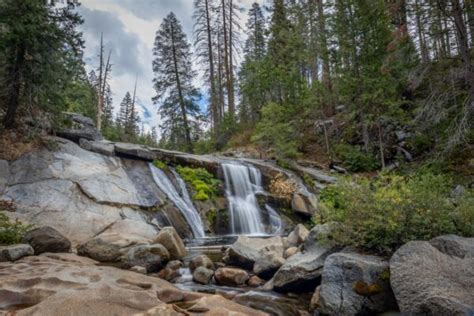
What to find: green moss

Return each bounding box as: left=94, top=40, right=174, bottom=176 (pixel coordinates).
left=194, top=190, right=210, bottom=201
left=206, top=208, right=217, bottom=226
left=379, top=269, right=391, bottom=282
left=152, top=160, right=169, bottom=171
left=176, top=166, right=220, bottom=201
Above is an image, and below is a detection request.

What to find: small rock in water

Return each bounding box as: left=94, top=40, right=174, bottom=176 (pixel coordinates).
left=0, top=244, right=34, bottom=262
left=193, top=266, right=214, bottom=285
left=248, top=275, right=264, bottom=287
left=153, top=227, right=187, bottom=260
left=22, top=226, right=71, bottom=254
left=166, top=260, right=183, bottom=270
left=157, top=267, right=179, bottom=282
left=214, top=267, right=249, bottom=287
left=189, top=254, right=214, bottom=272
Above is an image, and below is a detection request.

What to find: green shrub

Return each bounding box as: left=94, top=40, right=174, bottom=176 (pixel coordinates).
left=152, top=160, right=168, bottom=171
left=176, top=166, right=220, bottom=201
left=317, top=172, right=474, bottom=253
left=334, top=144, right=380, bottom=172
left=0, top=213, right=33, bottom=245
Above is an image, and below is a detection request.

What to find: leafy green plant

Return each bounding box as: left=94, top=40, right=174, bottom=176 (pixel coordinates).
left=152, top=160, right=168, bottom=171
left=334, top=144, right=380, bottom=172
left=317, top=172, right=474, bottom=253
left=176, top=166, right=220, bottom=201
left=0, top=213, right=33, bottom=245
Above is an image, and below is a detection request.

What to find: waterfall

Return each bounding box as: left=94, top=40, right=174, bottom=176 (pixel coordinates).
left=149, top=164, right=205, bottom=238
left=222, top=162, right=267, bottom=235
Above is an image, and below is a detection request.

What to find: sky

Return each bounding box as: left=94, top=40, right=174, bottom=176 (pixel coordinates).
left=78, top=0, right=266, bottom=134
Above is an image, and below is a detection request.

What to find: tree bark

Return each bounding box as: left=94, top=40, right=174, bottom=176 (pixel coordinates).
left=221, top=0, right=234, bottom=117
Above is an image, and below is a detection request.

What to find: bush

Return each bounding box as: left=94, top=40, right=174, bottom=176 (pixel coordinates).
left=152, top=160, right=168, bottom=171
left=317, top=172, right=474, bottom=253
left=0, top=213, right=33, bottom=245
left=176, top=166, right=220, bottom=201
left=334, top=144, right=380, bottom=172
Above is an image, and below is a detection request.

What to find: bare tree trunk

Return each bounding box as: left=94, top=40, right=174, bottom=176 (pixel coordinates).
left=377, top=121, right=385, bottom=169
left=228, top=0, right=235, bottom=117
left=204, top=0, right=219, bottom=132
left=170, top=22, right=193, bottom=152
left=221, top=0, right=234, bottom=117
left=317, top=0, right=333, bottom=116
left=97, top=33, right=104, bottom=130
left=415, top=0, right=430, bottom=63
left=3, top=46, right=24, bottom=129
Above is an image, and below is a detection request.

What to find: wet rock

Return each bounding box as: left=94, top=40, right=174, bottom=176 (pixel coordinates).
left=390, top=237, right=474, bottom=315
left=122, top=244, right=170, bottom=273
left=22, top=226, right=71, bottom=254
left=253, top=251, right=285, bottom=280
left=283, top=247, right=298, bottom=259
left=248, top=275, right=264, bottom=287
left=318, top=252, right=397, bottom=315
left=272, top=244, right=337, bottom=293
left=0, top=253, right=182, bottom=315
left=233, top=291, right=305, bottom=316
left=77, top=238, right=122, bottom=262
left=287, top=224, right=309, bottom=247
left=214, top=267, right=249, bottom=287
left=0, top=244, right=34, bottom=262
left=224, top=236, right=285, bottom=270
left=153, top=227, right=187, bottom=260
left=189, top=254, right=215, bottom=273
left=193, top=266, right=214, bottom=285
left=157, top=267, right=179, bottom=282
left=166, top=260, right=183, bottom=270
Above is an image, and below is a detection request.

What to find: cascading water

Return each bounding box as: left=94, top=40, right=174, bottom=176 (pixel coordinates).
left=222, top=162, right=272, bottom=235
left=149, top=164, right=205, bottom=238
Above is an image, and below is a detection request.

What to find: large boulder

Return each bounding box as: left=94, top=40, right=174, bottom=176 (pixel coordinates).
left=114, top=142, right=155, bottom=161
left=121, top=244, right=170, bottom=273
left=77, top=238, right=122, bottom=262
left=153, top=227, right=187, bottom=260
left=22, top=226, right=71, bottom=254
left=1, top=138, right=164, bottom=245
left=272, top=244, right=338, bottom=292
left=214, top=267, right=249, bottom=287
left=287, top=224, right=309, bottom=247
left=390, top=236, right=474, bottom=315
left=224, top=236, right=285, bottom=270
left=0, top=253, right=186, bottom=315
left=189, top=254, right=214, bottom=273
left=283, top=247, right=298, bottom=259
left=317, top=252, right=397, bottom=315
left=193, top=266, right=214, bottom=285
left=79, top=138, right=115, bottom=156
left=304, top=222, right=338, bottom=251
left=0, top=244, right=34, bottom=262
left=253, top=251, right=285, bottom=279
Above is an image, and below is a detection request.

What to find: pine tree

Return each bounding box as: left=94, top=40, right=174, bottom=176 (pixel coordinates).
left=117, top=92, right=132, bottom=128
left=102, top=85, right=114, bottom=129
left=152, top=12, right=200, bottom=152
left=0, top=0, right=84, bottom=128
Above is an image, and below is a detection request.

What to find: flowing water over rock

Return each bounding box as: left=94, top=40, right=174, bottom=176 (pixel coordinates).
left=149, top=164, right=205, bottom=238
left=222, top=162, right=281, bottom=235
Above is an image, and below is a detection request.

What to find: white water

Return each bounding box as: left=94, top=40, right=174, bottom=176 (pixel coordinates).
left=222, top=162, right=267, bottom=235
left=149, top=164, right=205, bottom=238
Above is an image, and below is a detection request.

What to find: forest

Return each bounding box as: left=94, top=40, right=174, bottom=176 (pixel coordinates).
left=0, top=0, right=473, bottom=247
